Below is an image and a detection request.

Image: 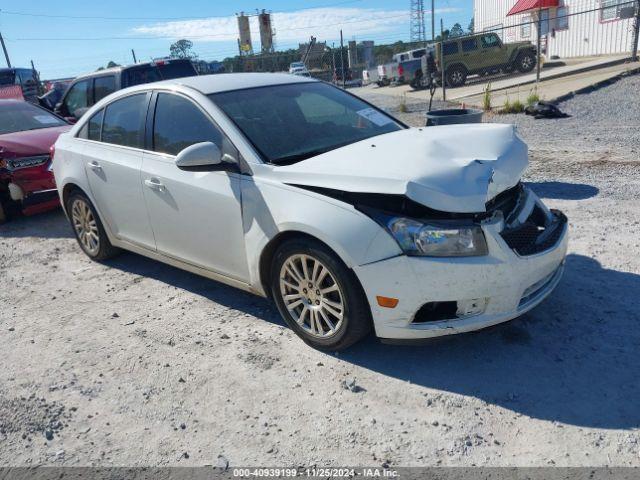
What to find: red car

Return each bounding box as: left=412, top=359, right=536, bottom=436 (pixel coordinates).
left=0, top=100, right=70, bottom=222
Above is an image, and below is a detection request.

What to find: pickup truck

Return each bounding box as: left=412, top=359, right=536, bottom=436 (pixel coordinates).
left=424, top=32, right=536, bottom=88
left=376, top=48, right=428, bottom=87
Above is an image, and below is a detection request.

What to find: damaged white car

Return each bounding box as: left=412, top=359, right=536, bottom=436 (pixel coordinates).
left=53, top=73, right=568, bottom=350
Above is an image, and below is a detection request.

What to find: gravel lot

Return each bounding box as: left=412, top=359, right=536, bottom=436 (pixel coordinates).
left=1, top=74, right=639, bottom=467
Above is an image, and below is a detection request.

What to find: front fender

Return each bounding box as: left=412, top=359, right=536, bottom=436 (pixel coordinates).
left=241, top=177, right=402, bottom=291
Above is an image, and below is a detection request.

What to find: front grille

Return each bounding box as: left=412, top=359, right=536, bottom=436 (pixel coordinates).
left=6, top=155, right=50, bottom=171
left=501, top=209, right=566, bottom=256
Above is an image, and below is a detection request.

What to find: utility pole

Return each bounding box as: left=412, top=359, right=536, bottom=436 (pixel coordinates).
left=631, top=0, right=640, bottom=61
left=431, top=0, right=435, bottom=41
left=0, top=31, right=11, bottom=68
left=339, top=29, right=345, bottom=89
left=131, top=49, right=138, bottom=63
left=536, top=7, right=542, bottom=83
left=331, top=43, right=336, bottom=84
left=440, top=18, right=446, bottom=102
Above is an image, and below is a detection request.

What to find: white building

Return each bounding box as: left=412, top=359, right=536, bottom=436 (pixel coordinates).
left=473, top=0, right=637, bottom=58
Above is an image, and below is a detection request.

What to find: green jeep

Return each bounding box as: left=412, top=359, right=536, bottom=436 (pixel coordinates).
left=434, top=32, right=536, bottom=87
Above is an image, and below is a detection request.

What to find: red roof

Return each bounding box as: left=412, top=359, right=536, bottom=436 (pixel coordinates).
left=507, top=0, right=558, bottom=16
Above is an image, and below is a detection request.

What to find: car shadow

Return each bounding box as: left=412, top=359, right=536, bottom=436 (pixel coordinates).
left=0, top=209, right=73, bottom=239
left=339, top=253, right=640, bottom=430
left=106, top=248, right=639, bottom=429
left=104, top=251, right=286, bottom=328
left=526, top=181, right=599, bottom=200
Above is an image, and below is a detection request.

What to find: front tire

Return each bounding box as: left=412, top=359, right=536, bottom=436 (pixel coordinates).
left=66, top=192, right=120, bottom=261
left=270, top=238, right=372, bottom=351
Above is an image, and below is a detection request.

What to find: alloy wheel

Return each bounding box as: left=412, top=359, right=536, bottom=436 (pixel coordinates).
left=522, top=56, right=533, bottom=69
left=279, top=254, right=344, bottom=338
left=71, top=198, right=100, bottom=256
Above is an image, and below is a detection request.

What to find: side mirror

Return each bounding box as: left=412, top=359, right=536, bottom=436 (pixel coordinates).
left=175, top=142, right=222, bottom=169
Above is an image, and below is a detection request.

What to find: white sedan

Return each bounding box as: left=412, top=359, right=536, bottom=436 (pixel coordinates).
left=52, top=73, right=568, bottom=350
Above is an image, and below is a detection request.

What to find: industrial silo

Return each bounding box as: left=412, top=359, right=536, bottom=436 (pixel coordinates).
left=258, top=10, right=274, bottom=53
left=237, top=13, right=253, bottom=55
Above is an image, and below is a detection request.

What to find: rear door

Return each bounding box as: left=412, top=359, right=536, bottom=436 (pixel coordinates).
left=83, top=92, right=156, bottom=250
left=140, top=91, right=249, bottom=280
left=460, top=37, right=481, bottom=72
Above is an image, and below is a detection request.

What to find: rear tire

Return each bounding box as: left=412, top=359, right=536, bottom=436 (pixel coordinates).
left=516, top=51, right=536, bottom=73
left=270, top=238, right=372, bottom=351
left=446, top=65, right=467, bottom=87
left=66, top=191, right=120, bottom=261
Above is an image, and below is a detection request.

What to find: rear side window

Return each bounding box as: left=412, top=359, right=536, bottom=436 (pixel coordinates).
left=462, top=39, right=478, bottom=52
left=94, top=76, right=116, bottom=103
left=152, top=93, right=223, bottom=156
left=442, top=42, right=459, bottom=55
left=102, top=94, right=147, bottom=148
left=88, top=109, right=104, bottom=141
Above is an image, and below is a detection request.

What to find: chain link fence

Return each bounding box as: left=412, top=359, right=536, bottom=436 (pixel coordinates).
left=213, top=0, right=639, bottom=104
left=420, top=0, right=640, bottom=103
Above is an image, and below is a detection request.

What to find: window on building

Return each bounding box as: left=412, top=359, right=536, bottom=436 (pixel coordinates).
left=601, top=0, right=626, bottom=21
left=521, top=15, right=532, bottom=38
left=556, top=6, right=569, bottom=30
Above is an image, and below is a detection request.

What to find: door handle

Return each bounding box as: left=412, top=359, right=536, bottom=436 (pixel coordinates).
left=88, top=161, right=102, bottom=170
left=144, top=178, right=165, bottom=191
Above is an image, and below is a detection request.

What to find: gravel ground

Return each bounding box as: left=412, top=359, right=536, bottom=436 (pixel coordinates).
left=1, top=75, right=639, bottom=467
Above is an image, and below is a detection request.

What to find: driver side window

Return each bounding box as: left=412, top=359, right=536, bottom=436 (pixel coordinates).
left=63, top=79, right=90, bottom=118
left=153, top=93, right=233, bottom=158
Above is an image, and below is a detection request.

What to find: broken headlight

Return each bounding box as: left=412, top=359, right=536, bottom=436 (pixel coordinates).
left=370, top=212, right=488, bottom=257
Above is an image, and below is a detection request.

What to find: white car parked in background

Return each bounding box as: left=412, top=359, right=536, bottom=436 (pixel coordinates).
left=289, top=62, right=310, bottom=76
left=52, top=73, right=568, bottom=350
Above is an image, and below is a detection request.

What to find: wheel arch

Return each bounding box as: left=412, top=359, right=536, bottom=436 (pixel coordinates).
left=61, top=182, right=87, bottom=214
left=258, top=230, right=356, bottom=300
left=446, top=62, right=468, bottom=73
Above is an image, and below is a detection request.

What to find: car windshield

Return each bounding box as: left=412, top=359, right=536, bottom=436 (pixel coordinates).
left=0, top=102, right=67, bottom=135
left=209, top=82, right=403, bottom=165
left=122, top=60, right=197, bottom=88
left=0, top=70, right=16, bottom=86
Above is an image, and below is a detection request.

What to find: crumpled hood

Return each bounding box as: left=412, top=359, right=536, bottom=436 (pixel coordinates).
left=269, top=124, right=528, bottom=213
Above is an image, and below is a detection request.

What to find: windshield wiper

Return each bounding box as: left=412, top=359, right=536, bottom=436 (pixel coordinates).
left=271, top=147, right=335, bottom=166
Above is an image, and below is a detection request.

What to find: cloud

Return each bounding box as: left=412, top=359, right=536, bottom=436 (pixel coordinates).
left=132, top=6, right=462, bottom=46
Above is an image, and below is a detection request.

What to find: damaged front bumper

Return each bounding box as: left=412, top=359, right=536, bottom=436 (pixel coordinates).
left=354, top=188, right=568, bottom=340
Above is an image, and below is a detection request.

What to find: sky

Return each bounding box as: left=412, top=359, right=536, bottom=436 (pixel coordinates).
left=0, top=0, right=473, bottom=79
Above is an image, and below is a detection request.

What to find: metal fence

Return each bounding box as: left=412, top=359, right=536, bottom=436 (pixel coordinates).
left=432, top=0, right=640, bottom=101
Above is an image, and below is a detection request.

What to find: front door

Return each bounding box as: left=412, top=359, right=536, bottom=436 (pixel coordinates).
left=84, top=93, right=156, bottom=250
left=141, top=92, right=249, bottom=281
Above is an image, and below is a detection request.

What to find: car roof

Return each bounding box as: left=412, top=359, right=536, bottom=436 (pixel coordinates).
left=150, top=72, right=318, bottom=95
left=72, top=58, right=195, bottom=80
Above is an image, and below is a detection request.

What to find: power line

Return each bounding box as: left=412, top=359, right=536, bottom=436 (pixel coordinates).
left=7, top=12, right=412, bottom=42
left=0, top=0, right=364, bottom=21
